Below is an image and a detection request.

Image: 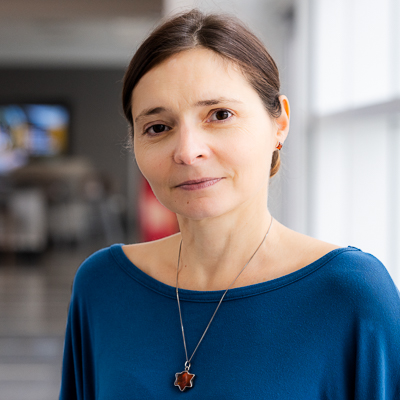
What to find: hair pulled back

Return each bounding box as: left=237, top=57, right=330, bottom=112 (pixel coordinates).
left=122, top=9, right=282, bottom=177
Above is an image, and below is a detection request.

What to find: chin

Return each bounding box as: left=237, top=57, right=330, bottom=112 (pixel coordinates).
left=167, top=197, right=236, bottom=221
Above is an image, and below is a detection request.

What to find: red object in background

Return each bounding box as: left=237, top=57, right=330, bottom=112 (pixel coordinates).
left=138, top=178, right=179, bottom=242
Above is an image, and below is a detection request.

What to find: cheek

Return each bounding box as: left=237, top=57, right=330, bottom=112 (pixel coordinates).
left=229, top=127, right=272, bottom=166
left=134, top=145, right=172, bottom=196
left=235, top=142, right=273, bottom=187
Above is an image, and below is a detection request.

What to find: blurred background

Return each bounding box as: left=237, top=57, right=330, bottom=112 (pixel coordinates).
left=0, top=0, right=398, bottom=398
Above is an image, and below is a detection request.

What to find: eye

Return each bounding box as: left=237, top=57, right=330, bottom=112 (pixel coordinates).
left=145, top=124, right=171, bottom=136
left=208, top=109, right=233, bottom=122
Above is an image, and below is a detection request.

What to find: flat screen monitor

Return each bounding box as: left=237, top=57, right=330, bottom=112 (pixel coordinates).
left=0, top=103, right=70, bottom=174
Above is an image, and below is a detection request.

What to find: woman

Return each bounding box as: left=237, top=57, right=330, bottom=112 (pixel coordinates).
left=60, top=9, right=400, bottom=399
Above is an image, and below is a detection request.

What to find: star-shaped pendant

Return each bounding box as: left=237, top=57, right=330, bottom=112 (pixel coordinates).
left=174, top=370, right=195, bottom=391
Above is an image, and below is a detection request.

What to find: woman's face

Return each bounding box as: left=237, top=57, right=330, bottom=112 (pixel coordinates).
left=131, top=47, right=288, bottom=220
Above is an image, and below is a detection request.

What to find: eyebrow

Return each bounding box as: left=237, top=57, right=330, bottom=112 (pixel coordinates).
left=134, top=107, right=167, bottom=123
left=194, top=97, right=243, bottom=107
left=134, top=97, right=243, bottom=123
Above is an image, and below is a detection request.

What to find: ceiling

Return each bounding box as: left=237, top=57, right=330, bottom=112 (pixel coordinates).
left=0, top=0, right=163, bottom=67
left=0, top=0, right=162, bottom=20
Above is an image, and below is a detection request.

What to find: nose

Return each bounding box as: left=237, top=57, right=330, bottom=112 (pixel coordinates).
left=173, top=125, right=210, bottom=165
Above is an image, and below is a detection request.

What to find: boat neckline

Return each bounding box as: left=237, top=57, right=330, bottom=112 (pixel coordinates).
left=109, top=244, right=360, bottom=302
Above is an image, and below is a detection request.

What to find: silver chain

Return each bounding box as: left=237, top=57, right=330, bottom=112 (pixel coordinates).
left=175, top=217, right=273, bottom=367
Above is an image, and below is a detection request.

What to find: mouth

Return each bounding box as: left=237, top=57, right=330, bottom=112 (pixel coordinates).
left=175, top=177, right=223, bottom=191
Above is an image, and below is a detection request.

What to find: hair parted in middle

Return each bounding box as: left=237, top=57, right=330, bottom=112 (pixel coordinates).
left=122, top=9, right=283, bottom=177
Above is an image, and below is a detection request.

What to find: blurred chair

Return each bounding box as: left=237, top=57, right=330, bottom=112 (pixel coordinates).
left=0, top=156, right=125, bottom=251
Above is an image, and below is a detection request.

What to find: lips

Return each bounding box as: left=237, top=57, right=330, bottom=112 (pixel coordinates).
left=175, top=177, right=223, bottom=191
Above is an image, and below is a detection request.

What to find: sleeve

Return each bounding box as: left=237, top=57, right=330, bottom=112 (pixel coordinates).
left=59, top=256, right=98, bottom=400
left=59, top=296, right=83, bottom=400
left=350, top=253, right=400, bottom=400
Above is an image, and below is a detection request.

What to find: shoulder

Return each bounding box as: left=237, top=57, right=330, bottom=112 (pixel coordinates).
left=72, top=244, right=122, bottom=293
left=322, top=248, right=400, bottom=319
left=327, top=247, right=394, bottom=288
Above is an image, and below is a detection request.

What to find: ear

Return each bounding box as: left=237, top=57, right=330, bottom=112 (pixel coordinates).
left=274, top=95, right=290, bottom=145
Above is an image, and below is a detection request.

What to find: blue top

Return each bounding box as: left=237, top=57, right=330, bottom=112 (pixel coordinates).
left=60, top=245, right=400, bottom=399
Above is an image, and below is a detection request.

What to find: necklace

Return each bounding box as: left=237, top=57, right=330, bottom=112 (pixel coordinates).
left=174, top=217, right=274, bottom=391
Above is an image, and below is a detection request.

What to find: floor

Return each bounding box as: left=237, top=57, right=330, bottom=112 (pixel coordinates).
left=0, top=244, right=101, bottom=400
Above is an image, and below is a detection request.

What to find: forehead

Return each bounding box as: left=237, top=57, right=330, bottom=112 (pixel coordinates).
left=131, top=48, right=257, bottom=111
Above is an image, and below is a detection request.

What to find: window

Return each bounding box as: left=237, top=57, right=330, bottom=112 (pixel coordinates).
left=309, top=0, right=400, bottom=284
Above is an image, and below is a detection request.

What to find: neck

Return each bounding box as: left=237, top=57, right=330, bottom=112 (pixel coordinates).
left=176, top=196, right=274, bottom=291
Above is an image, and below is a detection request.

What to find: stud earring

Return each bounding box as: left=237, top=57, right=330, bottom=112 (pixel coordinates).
left=276, top=142, right=283, bottom=150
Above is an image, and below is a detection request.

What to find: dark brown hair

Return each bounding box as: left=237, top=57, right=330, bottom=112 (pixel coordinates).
left=122, top=9, right=282, bottom=177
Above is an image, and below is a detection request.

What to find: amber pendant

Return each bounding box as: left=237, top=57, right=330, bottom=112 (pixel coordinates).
left=174, top=366, right=195, bottom=392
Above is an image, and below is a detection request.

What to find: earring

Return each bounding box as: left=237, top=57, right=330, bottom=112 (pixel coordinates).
left=276, top=142, right=283, bottom=150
